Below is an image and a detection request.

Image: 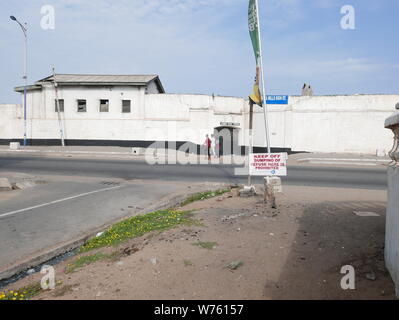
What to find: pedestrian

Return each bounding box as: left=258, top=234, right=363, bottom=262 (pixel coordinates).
left=204, top=135, right=212, bottom=161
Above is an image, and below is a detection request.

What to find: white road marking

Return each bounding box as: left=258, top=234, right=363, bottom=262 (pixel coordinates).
left=304, top=161, right=378, bottom=166
left=0, top=186, right=121, bottom=219
left=353, top=211, right=380, bottom=217
left=298, top=158, right=389, bottom=163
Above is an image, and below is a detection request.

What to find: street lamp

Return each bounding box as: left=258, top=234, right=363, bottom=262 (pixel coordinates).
left=10, top=15, right=28, bottom=146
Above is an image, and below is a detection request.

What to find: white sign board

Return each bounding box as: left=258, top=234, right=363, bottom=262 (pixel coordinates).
left=249, top=153, right=288, bottom=176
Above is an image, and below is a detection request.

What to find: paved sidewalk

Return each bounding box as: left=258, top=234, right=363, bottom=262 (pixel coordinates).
left=289, top=152, right=391, bottom=167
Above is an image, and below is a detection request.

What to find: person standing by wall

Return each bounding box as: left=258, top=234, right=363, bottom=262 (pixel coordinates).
left=204, top=135, right=212, bottom=161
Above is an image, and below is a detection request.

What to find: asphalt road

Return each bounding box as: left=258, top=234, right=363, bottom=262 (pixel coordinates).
left=0, top=155, right=388, bottom=190
left=0, top=177, right=183, bottom=275
left=0, top=155, right=388, bottom=278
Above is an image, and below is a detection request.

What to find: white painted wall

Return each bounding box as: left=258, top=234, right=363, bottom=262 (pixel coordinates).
left=386, top=165, right=399, bottom=296
left=0, top=104, right=22, bottom=139
left=251, top=95, right=399, bottom=154
left=1, top=91, right=398, bottom=154
left=385, top=111, right=399, bottom=297
left=41, top=84, right=145, bottom=120
left=290, top=95, right=398, bottom=153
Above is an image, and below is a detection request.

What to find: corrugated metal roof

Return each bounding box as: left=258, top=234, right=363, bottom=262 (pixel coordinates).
left=15, top=74, right=165, bottom=93
left=37, top=74, right=159, bottom=84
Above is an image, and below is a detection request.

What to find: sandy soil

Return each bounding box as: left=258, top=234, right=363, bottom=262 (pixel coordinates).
left=7, top=185, right=396, bottom=300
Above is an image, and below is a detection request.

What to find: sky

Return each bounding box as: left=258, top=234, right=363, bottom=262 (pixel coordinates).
left=0, top=0, right=398, bottom=103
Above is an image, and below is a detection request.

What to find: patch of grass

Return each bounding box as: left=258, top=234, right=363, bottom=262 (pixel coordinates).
left=193, top=241, right=218, bottom=250
left=227, top=261, right=244, bottom=271
left=80, top=209, right=195, bottom=253
left=0, top=282, right=42, bottom=301
left=184, top=260, right=194, bottom=266
left=66, top=253, right=108, bottom=273
left=180, top=189, right=231, bottom=207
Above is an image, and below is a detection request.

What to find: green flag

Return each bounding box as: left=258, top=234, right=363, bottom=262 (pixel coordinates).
left=248, top=0, right=262, bottom=106
left=248, top=0, right=261, bottom=62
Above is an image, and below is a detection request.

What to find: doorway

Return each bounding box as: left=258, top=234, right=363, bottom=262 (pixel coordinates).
left=214, top=127, right=240, bottom=156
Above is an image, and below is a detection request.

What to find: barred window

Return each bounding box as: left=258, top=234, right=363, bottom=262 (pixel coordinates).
left=55, top=99, right=64, bottom=112
left=122, top=100, right=131, bottom=113
left=100, top=99, right=109, bottom=113
left=77, top=100, right=87, bottom=112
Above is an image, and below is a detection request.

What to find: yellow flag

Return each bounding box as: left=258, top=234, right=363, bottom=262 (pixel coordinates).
left=249, top=66, right=262, bottom=106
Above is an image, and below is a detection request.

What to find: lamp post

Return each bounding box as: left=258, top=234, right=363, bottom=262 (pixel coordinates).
left=10, top=15, right=28, bottom=146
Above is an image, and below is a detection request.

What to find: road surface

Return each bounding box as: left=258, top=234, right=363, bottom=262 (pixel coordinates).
left=0, top=155, right=388, bottom=279
left=0, top=155, right=388, bottom=190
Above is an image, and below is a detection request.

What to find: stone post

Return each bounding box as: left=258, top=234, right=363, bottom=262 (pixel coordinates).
left=384, top=103, right=399, bottom=298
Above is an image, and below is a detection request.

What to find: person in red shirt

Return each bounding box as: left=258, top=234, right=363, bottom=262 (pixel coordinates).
left=204, top=135, right=212, bottom=161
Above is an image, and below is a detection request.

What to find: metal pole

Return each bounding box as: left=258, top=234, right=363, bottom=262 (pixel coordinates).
left=255, top=0, right=271, bottom=154
left=53, top=68, right=66, bottom=147
left=248, top=101, right=254, bottom=186
left=23, top=27, right=27, bottom=146
left=11, top=17, right=28, bottom=146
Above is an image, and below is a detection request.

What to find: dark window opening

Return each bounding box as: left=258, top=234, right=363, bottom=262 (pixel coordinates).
left=77, top=100, right=87, bottom=113
left=100, top=99, right=109, bottom=113
left=55, top=99, right=64, bottom=112
left=122, top=100, right=131, bottom=113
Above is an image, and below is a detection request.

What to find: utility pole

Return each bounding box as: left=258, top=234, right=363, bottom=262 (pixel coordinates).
left=52, top=68, right=65, bottom=147
left=248, top=100, right=254, bottom=187
left=10, top=16, right=28, bottom=146
left=255, top=0, right=271, bottom=154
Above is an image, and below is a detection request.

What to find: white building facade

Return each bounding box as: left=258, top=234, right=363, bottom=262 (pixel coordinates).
left=0, top=73, right=398, bottom=155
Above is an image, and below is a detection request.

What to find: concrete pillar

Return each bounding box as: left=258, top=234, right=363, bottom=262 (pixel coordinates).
left=384, top=105, right=399, bottom=298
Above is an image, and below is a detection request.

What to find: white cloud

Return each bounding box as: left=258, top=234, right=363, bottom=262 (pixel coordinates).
left=264, top=0, right=306, bottom=28
left=1, top=0, right=398, bottom=102
left=267, top=57, right=391, bottom=79
left=264, top=56, right=398, bottom=95
left=313, top=0, right=335, bottom=9
left=54, top=0, right=240, bottom=20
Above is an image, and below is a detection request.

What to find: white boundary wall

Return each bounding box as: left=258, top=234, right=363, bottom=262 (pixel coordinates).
left=386, top=166, right=399, bottom=296
left=385, top=111, right=399, bottom=297
left=1, top=92, right=398, bottom=154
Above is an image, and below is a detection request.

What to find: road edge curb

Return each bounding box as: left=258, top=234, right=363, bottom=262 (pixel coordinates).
left=0, top=182, right=231, bottom=282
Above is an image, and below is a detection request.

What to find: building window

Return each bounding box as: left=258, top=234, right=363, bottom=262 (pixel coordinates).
left=100, top=99, right=109, bottom=113
left=55, top=99, right=64, bottom=112
left=122, top=100, right=131, bottom=113
left=77, top=100, right=87, bottom=113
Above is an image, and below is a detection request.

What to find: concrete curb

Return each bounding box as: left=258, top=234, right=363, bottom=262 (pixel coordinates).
left=0, top=178, right=12, bottom=192
left=0, top=149, right=143, bottom=159
left=0, top=182, right=231, bottom=282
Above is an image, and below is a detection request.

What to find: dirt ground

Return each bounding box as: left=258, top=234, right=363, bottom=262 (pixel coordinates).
left=7, top=185, right=396, bottom=300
